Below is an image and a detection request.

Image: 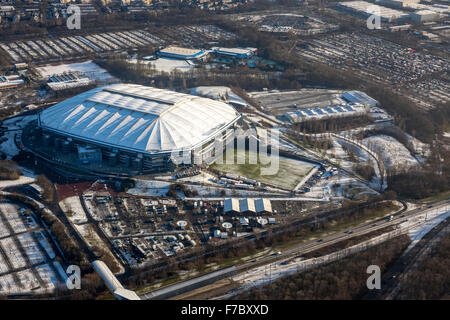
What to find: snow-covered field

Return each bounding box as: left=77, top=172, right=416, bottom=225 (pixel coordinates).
left=127, top=179, right=171, bottom=197
left=59, top=196, right=88, bottom=224
left=35, top=264, right=59, bottom=292
left=34, top=231, right=55, bottom=259
left=0, top=203, right=26, bottom=234
left=36, top=60, right=115, bottom=82
left=362, top=135, right=419, bottom=169
left=0, top=237, right=26, bottom=269
left=17, top=233, right=45, bottom=265
left=128, top=179, right=287, bottom=198
left=190, top=86, right=248, bottom=106
left=403, top=205, right=450, bottom=253
left=128, top=57, right=194, bottom=73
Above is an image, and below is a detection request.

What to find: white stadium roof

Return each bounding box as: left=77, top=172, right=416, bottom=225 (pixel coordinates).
left=39, top=84, right=241, bottom=154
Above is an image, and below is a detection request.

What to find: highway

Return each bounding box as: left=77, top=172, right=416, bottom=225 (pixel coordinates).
left=156, top=199, right=449, bottom=300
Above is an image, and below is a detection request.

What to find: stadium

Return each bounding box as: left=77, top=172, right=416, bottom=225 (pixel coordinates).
left=24, top=84, right=241, bottom=177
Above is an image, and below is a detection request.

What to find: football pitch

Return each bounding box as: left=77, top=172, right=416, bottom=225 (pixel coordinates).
left=210, top=149, right=316, bottom=190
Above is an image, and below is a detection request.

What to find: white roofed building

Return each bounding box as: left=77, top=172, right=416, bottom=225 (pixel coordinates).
left=26, top=84, right=241, bottom=176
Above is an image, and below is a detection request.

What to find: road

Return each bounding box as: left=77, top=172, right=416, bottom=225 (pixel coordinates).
left=146, top=199, right=449, bottom=300
left=214, top=200, right=450, bottom=299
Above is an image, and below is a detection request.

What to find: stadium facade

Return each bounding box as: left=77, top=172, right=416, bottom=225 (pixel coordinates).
left=30, top=84, right=241, bottom=175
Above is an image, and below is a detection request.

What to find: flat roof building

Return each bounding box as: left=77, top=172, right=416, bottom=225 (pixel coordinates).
left=157, top=46, right=209, bottom=61
left=212, top=47, right=257, bottom=59
left=341, top=90, right=380, bottom=107
left=338, top=1, right=410, bottom=22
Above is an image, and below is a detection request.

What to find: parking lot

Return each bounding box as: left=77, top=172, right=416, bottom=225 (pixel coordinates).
left=298, top=33, right=449, bottom=90
left=248, top=89, right=345, bottom=116
left=0, top=201, right=65, bottom=296
left=0, top=24, right=236, bottom=64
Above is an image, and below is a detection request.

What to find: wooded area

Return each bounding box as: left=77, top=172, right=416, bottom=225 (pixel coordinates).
left=237, top=235, right=410, bottom=300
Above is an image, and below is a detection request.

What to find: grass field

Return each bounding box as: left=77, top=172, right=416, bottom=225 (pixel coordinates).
left=210, top=149, right=316, bottom=190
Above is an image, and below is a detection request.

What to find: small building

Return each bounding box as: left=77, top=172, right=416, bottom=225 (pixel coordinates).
left=239, top=217, right=249, bottom=226
left=14, top=63, right=28, bottom=70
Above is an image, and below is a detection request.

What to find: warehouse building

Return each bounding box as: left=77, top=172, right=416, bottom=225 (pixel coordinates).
left=410, top=10, right=441, bottom=23
left=212, top=47, right=258, bottom=59
left=338, top=1, right=410, bottom=22
left=27, top=84, right=241, bottom=175
left=224, top=198, right=272, bottom=214
left=46, top=71, right=93, bottom=91
left=157, top=46, right=209, bottom=61
left=0, top=74, right=24, bottom=90
left=341, top=90, right=380, bottom=107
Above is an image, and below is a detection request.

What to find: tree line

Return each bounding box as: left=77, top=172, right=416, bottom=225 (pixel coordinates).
left=236, top=235, right=411, bottom=300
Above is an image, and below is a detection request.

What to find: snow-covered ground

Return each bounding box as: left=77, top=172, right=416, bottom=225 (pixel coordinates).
left=177, top=171, right=217, bottom=184
left=0, top=202, right=26, bottom=233
left=128, top=57, right=194, bottom=73
left=0, top=166, right=36, bottom=189
left=403, top=204, right=450, bottom=253
left=59, top=196, right=88, bottom=224
left=362, top=135, right=419, bottom=169
left=17, top=233, right=44, bottom=265
left=0, top=115, right=37, bottom=159
left=0, top=237, right=26, bottom=269
left=34, top=231, right=55, bottom=259
left=225, top=227, right=411, bottom=297
left=190, top=86, right=248, bottom=106
left=128, top=178, right=286, bottom=198
left=36, top=60, right=115, bottom=82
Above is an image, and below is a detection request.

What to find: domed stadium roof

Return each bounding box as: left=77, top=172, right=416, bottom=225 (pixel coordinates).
left=39, top=84, right=241, bottom=154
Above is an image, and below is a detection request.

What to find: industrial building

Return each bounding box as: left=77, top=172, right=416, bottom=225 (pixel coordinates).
left=0, top=74, right=24, bottom=90
left=46, top=71, right=93, bottom=91
left=338, top=1, right=410, bottom=22
left=224, top=198, right=272, bottom=214
left=212, top=47, right=258, bottom=59
left=341, top=90, right=380, bottom=107
left=285, top=103, right=367, bottom=123
left=376, top=0, right=420, bottom=9
left=157, top=46, right=209, bottom=61
left=410, top=10, right=441, bottom=23
left=28, top=84, right=241, bottom=175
